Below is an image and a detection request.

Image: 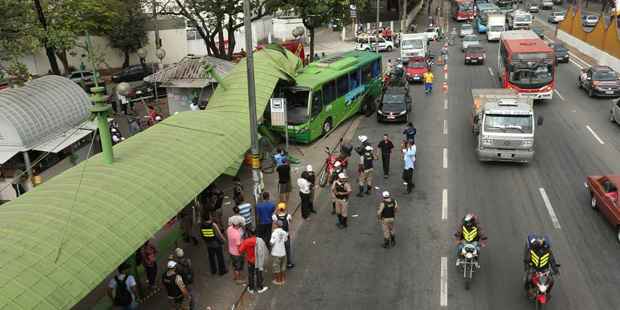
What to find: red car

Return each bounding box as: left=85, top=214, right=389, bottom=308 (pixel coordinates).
left=405, top=56, right=428, bottom=83
left=586, top=175, right=620, bottom=241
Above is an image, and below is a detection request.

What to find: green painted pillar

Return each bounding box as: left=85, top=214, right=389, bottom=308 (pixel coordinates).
left=90, top=86, right=113, bottom=164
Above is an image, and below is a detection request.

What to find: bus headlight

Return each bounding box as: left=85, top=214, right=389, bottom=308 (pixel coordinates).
left=481, top=137, right=493, bottom=146
left=522, top=139, right=533, bottom=147
left=399, top=110, right=407, bottom=115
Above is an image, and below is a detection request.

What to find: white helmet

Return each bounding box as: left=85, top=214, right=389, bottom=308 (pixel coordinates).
left=365, top=145, right=373, bottom=151
left=111, top=128, right=117, bottom=133
left=167, top=260, right=177, bottom=269
left=358, top=135, right=368, bottom=143
left=175, top=248, right=184, bottom=258
left=155, top=115, right=162, bottom=121
left=334, top=161, right=342, bottom=167
left=338, top=172, right=347, bottom=179
left=306, top=164, right=313, bottom=172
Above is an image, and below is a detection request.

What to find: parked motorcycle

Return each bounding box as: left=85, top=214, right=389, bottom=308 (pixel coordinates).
left=526, top=268, right=557, bottom=309
left=456, top=241, right=481, bottom=290
left=319, top=146, right=348, bottom=187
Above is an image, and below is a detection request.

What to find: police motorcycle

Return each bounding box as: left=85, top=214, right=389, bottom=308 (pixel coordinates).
left=524, top=235, right=560, bottom=309
left=454, top=214, right=487, bottom=290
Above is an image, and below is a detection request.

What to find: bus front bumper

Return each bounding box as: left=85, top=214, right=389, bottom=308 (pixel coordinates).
left=518, top=90, right=553, bottom=100
left=477, top=148, right=534, bottom=163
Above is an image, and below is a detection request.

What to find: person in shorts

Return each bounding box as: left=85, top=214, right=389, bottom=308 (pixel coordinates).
left=277, top=159, right=291, bottom=202
left=270, top=220, right=288, bottom=285
left=226, top=219, right=245, bottom=284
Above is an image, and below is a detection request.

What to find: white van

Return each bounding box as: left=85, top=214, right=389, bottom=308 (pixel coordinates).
left=355, top=37, right=395, bottom=52
left=400, top=33, right=428, bottom=59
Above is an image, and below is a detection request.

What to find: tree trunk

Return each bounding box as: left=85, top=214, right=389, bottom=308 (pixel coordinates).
left=123, top=50, right=130, bottom=68
left=401, top=0, right=408, bottom=32
left=33, top=0, right=61, bottom=75
left=217, top=20, right=226, bottom=57
left=56, top=50, right=70, bottom=75
left=226, top=20, right=236, bottom=59
left=309, top=27, right=315, bottom=63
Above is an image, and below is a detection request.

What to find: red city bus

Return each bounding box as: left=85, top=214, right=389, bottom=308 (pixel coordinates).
left=498, top=30, right=555, bottom=100
left=451, top=0, right=475, bottom=21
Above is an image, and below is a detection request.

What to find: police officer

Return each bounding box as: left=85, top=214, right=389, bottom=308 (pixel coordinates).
left=357, top=145, right=376, bottom=197
left=377, top=191, right=398, bottom=248
left=200, top=215, right=227, bottom=275
left=331, top=173, right=352, bottom=229
left=162, top=261, right=191, bottom=309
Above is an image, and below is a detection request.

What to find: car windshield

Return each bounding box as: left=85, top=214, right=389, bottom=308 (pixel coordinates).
left=552, top=44, right=566, bottom=51
left=515, top=15, right=531, bottom=22
left=489, top=25, right=504, bottom=31
left=586, top=16, right=598, bottom=21
left=401, top=39, right=423, bottom=49
left=593, top=70, right=618, bottom=81
left=383, top=94, right=406, bottom=105
left=484, top=114, right=533, bottom=133
left=458, top=3, right=474, bottom=11
left=466, top=46, right=485, bottom=53
left=408, top=61, right=427, bottom=68
left=281, top=87, right=309, bottom=125
left=464, top=35, right=478, bottom=41
left=553, top=12, right=564, bottom=16
left=462, top=24, right=473, bottom=30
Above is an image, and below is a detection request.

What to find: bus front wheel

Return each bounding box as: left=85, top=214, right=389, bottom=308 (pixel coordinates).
left=322, top=119, right=333, bottom=135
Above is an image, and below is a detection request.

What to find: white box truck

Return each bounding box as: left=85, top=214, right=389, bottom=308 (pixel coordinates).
left=487, top=14, right=506, bottom=41
left=400, top=33, right=429, bottom=60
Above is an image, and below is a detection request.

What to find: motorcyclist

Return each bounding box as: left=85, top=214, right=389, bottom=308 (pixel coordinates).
left=523, top=234, right=559, bottom=290
left=454, top=213, right=486, bottom=265
left=355, top=135, right=371, bottom=156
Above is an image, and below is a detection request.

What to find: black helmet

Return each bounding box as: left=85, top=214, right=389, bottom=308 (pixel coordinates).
left=463, top=213, right=476, bottom=228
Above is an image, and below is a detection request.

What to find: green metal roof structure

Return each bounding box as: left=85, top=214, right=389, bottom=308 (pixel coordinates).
left=295, top=50, right=381, bottom=90
left=0, top=47, right=302, bottom=309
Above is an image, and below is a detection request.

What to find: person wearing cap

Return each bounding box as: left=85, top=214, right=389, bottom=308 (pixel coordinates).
left=355, top=135, right=371, bottom=156
left=357, top=144, right=377, bottom=197
left=169, top=248, right=193, bottom=289
left=297, top=174, right=313, bottom=220
left=327, top=160, right=345, bottom=215
left=331, top=172, right=353, bottom=229
left=272, top=202, right=294, bottom=268
left=162, top=260, right=190, bottom=310
left=301, top=164, right=317, bottom=214
left=270, top=220, right=289, bottom=285
left=377, top=134, right=394, bottom=179
left=377, top=191, right=399, bottom=248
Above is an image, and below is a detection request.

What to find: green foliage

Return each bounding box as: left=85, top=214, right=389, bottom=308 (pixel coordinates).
left=0, top=0, right=40, bottom=61
left=106, top=0, right=149, bottom=67
left=278, top=0, right=353, bottom=28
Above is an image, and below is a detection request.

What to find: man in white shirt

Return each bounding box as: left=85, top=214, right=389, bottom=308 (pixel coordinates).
left=270, top=220, right=289, bottom=285
left=107, top=263, right=139, bottom=309
left=297, top=176, right=312, bottom=220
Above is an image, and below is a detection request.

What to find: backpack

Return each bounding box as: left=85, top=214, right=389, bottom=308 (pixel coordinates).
left=175, top=260, right=194, bottom=284
left=113, top=275, right=133, bottom=306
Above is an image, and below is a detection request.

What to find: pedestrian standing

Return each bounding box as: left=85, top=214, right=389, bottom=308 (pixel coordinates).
left=423, top=70, right=434, bottom=95
left=256, top=192, right=276, bottom=245
left=162, top=261, right=191, bottom=310
left=232, top=177, right=244, bottom=206
left=171, top=248, right=193, bottom=288
left=402, top=140, right=416, bottom=194
left=239, top=230, right=269, bottom=294
left=331, top=173, right=353, bottom=229
left=107, top=263, right=139, bottom=310
left=226, top=220, right=246, bottom=284
left=357, top=145, right=376, bottom=197
left=179, top=202, right=198, bottom=245
left=273, top=148, right=288, bottom=167
left=377, top=191, right=399, bottom=248
left=228, top=206, right=246, bottom=233
left=297, top=175, right=312, bottom=220
left=403, top=122, right=417, bottom=144
left=140, top=240, right=158, bottom=290
left=277, top=159, right=291, bottom=202
left=200, top=215, right=228, bottom=276
left=301, top=165, right=317, bottom=214
left=270, top=220, right=289, bottom=285
left=272, top=202, right=294, bottom=268
left=237, top=198, right=253, bottom=229
left=377, top=134, right=394, bottom=178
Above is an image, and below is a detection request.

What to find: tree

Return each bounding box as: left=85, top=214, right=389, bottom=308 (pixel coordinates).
left=0, top=0, right=39, bottom=85
left=159, top=0, right=277, bottom=59
left=107, top=0, right=149, bottom=68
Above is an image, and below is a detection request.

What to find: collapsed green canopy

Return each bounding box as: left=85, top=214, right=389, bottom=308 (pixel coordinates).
left=0, top=47, right=302, bottom=309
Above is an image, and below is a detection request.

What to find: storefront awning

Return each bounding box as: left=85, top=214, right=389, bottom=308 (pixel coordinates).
left=32, top=128, right=94, bottom=153
left=0, top=149, right=20, bottom=165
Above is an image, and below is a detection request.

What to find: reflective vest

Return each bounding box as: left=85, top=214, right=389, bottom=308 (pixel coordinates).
left=462, top=225, right=478, bottom=242
left=529, top=249, right=551, bottom=269
left=381, top=200, right=396, bottom=218
left=334, top=181, right=349, bottom=199
left=201, top=222, right=216, bottom=241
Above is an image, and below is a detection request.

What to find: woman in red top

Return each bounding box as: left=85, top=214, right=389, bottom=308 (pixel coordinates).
left=239, top=230, right=266, bottom=293
left=141, top=240, right=158, bottom=290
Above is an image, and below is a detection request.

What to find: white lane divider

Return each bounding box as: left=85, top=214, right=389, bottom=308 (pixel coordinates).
left=440, top=256, right=448, bottom=307
left=539, top=188, right=561, bottom=229
left=553, top=89, right=565, bottom=101
left=568, top=52, right=590, bottom=69
left=442, top=189, right=448, bottom=220
left=443, top=148, right=448, bottom=169
left=570, top=58, right=585, bottom=70
left=443, top=120, right=448, bottom=135
left=487, top=67, right=494, bottom=77
left=586, top=125, right=605, bottom=145
left=444, top=99, right=448, bottom=110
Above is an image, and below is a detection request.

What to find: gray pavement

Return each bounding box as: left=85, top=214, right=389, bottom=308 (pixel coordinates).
left=251, top=3, right=620, bottom=310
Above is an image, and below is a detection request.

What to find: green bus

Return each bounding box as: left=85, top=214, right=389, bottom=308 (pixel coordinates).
left=266, top=51, right=383, bottom=143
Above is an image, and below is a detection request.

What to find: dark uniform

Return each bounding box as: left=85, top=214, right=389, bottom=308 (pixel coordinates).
left=377, top=196, right=398, bottom=248
left=357, top=147, right=375, bottom=196
left=331, top=177, right=352, bottom=229
left=200, top=221, right=227, bottom=275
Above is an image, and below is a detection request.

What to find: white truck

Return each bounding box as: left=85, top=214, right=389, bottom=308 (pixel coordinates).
left=400, top=33, right=429, bottom=60
left=507, top=10, right=532, bottom=30
left=471, top=89, right=543, bottom=163
left=487, top=14, right=506, bottom=41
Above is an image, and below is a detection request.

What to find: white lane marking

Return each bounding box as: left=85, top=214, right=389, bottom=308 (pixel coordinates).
left=539, top=188, right=561, bottom=229
left=443, top=148, right=448, bottom=169
left=487, top=67, right=494, bottom=76
left=568, top=52, right=590, bottom=68
left=442, top=189, right=448, bottom=220
left=444, top=99, right=448, bottom=110
left=553, top=89, right=565, bottom=101
left=586, top=125, right=605, bottom=145
left=443, top=119, right=448, bottom=135
left=569, top=58, right=585, bottom=70
left=440, top=257, right=448, bottom=307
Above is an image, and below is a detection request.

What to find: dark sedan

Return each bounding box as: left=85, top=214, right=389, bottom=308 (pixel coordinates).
left=578, top=66, right=620, bottom=98
left=464, top=45, right=485, bottom=65
left=377, top=89, right=412, bottom=123
left=549, top=42, right=569, bottom=63
left=112, top=64, right=155, bottom=83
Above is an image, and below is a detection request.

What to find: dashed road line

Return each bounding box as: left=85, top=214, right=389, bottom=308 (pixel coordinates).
left=443, top=119, right=448, bottom=135
left=440, top=256, right=448, bottom=307
left=568, top=52, right=590, bottom=69
left=539, top=188, right=561, bottom=229
left=444, top=99, right=448, bottom=110
left=487, top=67, right=494, bottom=77
left=443, top=148, right=448, bottom=168
left=553, top=89, right=565, bottom=101
left=586, top=125, right=605, bottom=145
left=442, top=189, right=448, bottom=220
left=570, top=58, right=585, bottom=70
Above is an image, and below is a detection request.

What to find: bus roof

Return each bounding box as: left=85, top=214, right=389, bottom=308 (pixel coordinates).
left=477, top=3, right=499, bottom=10
left=295, top=51, right=381, bottom=89
left=501, top=30, right=552, bottom=54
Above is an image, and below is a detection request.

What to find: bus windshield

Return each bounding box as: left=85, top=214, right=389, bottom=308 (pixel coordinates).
left=401, top=39, right=424, bottom=49
left=484, top=114, right=533, bottom=133
left=282, top=87, right=310, bottom=125
left=515, top=15, right=531, bottom=22
left=508, top=53, right=554, bottom=88
left=458, top=3, right=474, bottom=11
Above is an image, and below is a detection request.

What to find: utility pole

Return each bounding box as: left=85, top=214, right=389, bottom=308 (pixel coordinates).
left=243, top=0, right=263, bottom=210
left=376, top=0, right=380, bottom=55
left=153, top=0, right=161, bottom=49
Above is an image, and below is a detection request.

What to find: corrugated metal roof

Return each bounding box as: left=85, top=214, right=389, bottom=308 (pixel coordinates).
left=0, top=47, right=302, bottom=309
left=0, top=76, right=91, bottom=150
left=144, top=55, right=235, bottom=88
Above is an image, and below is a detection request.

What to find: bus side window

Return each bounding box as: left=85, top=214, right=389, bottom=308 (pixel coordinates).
left=371, top=59, right=381, bottom=78
left=350, top=69, right=361, bottom=89
left=362, top=64, right=372, bottom=84
left=337, top=74, right=350, bottom=97
left=311, top=90, right=323, bottom=117
left=324, top=80, right=337, bottom=104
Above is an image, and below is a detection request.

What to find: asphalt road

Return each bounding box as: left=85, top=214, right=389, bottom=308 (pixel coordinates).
left=254, top=10, right=620, bottom=310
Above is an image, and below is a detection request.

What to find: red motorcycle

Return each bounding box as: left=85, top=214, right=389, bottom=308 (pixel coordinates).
left=319, top=146, right=348, bottom=187
left=527, top=269, right=556, bottom=309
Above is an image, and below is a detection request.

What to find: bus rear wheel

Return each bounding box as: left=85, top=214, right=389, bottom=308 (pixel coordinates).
left=322, top=119, right=332, bottom=135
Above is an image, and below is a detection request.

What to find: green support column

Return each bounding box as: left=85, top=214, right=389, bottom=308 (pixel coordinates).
left=90, top=86, right=114, bottom=164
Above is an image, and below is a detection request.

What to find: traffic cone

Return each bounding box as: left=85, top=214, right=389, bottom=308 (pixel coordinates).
left=443, top=64, right=448, bottom=73
left=442, top=81, right=448, bottom=93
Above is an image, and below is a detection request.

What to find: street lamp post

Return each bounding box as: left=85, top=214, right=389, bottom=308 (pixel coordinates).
left=154, top=48, right=166, bottom=105
left=376, top=0, right=380, bottom=55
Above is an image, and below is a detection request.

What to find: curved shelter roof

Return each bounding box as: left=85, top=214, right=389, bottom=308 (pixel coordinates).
left=0, top=47, right=302, bottom=309
left=0, top=75, right=91, bottom=150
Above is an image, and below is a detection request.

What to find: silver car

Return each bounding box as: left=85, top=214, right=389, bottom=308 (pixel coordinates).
left=548, top=11, right=565, bottom=23
left=611, top=99, right=620, bottom=125
left=460, top=24, right=474, bottom=37
left=462, top=34, right=480, bottom=51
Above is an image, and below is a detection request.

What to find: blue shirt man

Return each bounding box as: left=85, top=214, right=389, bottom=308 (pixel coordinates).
left=274, top=149, right=288, bottom=167
left=404, top=144, right=416, bottom=170
left=256, top=199, right=276, bottom=225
